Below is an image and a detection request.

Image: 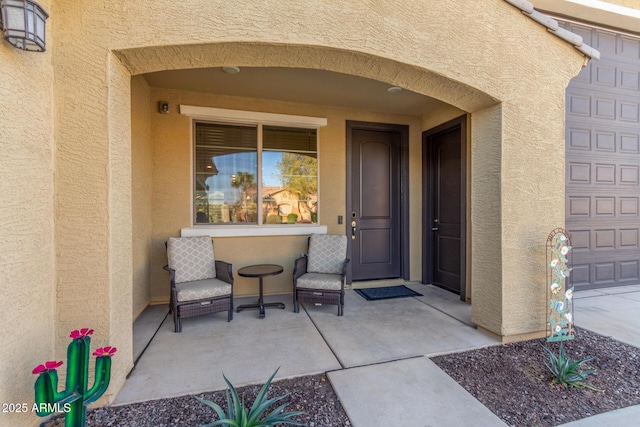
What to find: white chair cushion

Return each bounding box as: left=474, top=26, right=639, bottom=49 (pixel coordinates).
left=175, top=278, right=231, bottom=302
left=167, top=236, right=216, bottom=284
left=297, top=272, right=343, bottom=291
left=307, top=234, right=347, bottom=274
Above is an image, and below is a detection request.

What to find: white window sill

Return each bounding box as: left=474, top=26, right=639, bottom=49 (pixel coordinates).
left=181, top=225, right=328, bottom=238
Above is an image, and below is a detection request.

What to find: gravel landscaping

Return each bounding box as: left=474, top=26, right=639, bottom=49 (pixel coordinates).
left=44, top=373, right=350, bottom=427
left=432, top=328, right=640, bottom=426
left=45, top=328, right=639, bottom=427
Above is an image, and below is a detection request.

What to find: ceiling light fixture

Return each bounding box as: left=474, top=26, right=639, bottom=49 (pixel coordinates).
left=387, top=86, right=402, bottom=94
left=0, top=0, right=48, bottom=52
left=222, top=66, right=240, bottom=74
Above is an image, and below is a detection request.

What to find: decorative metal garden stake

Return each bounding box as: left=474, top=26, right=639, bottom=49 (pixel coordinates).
left=546, top=229, right=574, bottom=342
left=33, top=328, right=116, bottom=427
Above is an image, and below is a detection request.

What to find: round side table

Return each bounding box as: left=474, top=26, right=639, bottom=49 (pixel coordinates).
left=236, top=264, right=285, bottom=318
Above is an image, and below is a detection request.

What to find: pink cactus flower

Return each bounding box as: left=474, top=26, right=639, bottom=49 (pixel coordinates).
left=93, top=346, right=117, bottom=357
left=70, top=328, right=94, bottom=339
left=32, top=360, right=63, bottom=375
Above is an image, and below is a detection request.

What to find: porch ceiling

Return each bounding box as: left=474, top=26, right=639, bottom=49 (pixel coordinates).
left=142, top=67, right=448, bottom=116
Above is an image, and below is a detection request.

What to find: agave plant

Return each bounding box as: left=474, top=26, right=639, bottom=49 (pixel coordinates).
left=543, top=341, right=599, bottom=390
left=195, top=368, right=304, bottom=427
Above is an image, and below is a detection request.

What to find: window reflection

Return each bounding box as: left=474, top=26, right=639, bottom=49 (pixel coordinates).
left=194, top=123, right=258, bottom=224
left=193, top=122, right=318, bottom=225
left=262, top=126, right=317, bottom=224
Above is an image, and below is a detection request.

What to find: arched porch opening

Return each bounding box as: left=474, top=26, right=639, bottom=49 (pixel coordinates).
left=115, top=41, right=502, bottom=356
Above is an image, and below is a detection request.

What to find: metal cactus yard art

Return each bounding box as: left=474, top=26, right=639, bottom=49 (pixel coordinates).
left=32, top=328, right=116, bottom=427
left=546, top=229, right=575, bottom=342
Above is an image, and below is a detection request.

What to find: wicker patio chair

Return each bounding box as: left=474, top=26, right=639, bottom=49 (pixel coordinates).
left=293, top=234, right=349, bottom=316
left=164, top=236, right=234, bottom=332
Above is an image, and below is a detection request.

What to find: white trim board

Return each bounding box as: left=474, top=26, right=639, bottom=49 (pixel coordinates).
left=181, top=225, right=328, bottom=238
left=180, top=105, right=328, bottom=128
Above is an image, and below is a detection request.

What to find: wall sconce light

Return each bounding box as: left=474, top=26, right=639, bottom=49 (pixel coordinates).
left=0, top=0, right=48, bottom=52
left=158, top=101, right=169, bottom=114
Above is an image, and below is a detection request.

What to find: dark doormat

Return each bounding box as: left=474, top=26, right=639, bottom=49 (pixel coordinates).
left=354, top=285, right=423, bottom=301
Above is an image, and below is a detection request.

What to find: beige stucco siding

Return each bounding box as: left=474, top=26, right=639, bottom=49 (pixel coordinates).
left=132, top=76, right=153, bottom=319
left=106, top=56, right=135, bottom=394
left=53, top=2, right=134, bottom=401
left=0, top=1, right=593, bottom=422
left=470, top=104, right=503, bottom=334
left=605, top=0, right=640, bottom=7
left=0, top=1, right=54, bottom=424
left=500, top=94, right=569, bottom=336
left=147, top=87, right=423, bottom=299
left=53, top=0, right=583, bottom=359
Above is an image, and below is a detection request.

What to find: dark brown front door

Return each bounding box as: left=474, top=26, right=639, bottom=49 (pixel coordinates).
left=347, top=122, right=406, bottom=281
left=424, top=116, right=466, bottom=300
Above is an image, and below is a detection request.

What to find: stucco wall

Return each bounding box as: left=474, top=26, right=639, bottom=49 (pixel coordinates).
left=53, top=2, right=134, bottom=406
left=0, top=1, right=54, bottom=425
left=148, top=87, right=423, bottom=300
left=30, top=0, right=587, bottom=418
left=107, top=54, right=134, bottom=398
left=470, top=105, right=504, bottom=334
left=131, top=76, right=153, bottom=319
left=605, top=0, right=639, bottom=7
left=422, top=105, right=467, bottom=131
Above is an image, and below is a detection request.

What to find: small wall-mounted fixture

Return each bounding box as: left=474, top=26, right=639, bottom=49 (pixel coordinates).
left=222, top=66, right=240, bottom=74
left=158, top=101, right=169, bottom=114
left=0, top=0, right=48, bottom=52
left=387, top=86, right=402, bottom=94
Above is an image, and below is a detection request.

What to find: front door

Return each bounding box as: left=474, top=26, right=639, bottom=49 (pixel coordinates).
left=423, top=116, right=467, bottom=300
left=347, top=122, right=406, bottom=281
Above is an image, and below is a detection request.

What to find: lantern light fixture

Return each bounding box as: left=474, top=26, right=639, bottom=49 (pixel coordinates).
left=0, top=0, right=48, bottom=52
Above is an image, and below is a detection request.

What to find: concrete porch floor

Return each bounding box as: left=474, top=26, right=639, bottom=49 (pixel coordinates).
left=116, top=283, right=640, bottom=426
left=116, top=284, right=507, bottom=425
left=117, top=283, right=498, bottom=404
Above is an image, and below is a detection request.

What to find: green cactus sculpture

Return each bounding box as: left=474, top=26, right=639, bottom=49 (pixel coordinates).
left=32, top=328, right=116, bottom=427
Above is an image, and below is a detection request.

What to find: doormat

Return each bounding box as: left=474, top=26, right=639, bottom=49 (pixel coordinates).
left=355, top=285, right=423, bottom=301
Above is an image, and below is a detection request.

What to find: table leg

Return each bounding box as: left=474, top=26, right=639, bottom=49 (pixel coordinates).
left=258, top=277, right=265, bottom=318
left=236, top=276, right=286, bottom=318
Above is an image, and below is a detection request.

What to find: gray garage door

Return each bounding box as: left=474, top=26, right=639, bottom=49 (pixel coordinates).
left=564, top=20, right=640, bottom=290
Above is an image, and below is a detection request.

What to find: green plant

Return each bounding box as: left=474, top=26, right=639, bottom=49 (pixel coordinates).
left=543, top=341, right=598, bottom=390
left=286, top=214, right=298, bottom=224
left=195, top=368, right=304, bottom=427
left=33, top=328, right=116, bottom=427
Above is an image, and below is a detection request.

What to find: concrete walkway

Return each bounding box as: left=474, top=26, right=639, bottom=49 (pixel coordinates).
left=117, top=283, right=640, bottom=426
left=573, top=284, right=640, bottom=348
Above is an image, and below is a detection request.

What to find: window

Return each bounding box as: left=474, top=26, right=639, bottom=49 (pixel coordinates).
left=194, top=121, right=318, bottom=225
left=194, top=122, right=258, bottom=224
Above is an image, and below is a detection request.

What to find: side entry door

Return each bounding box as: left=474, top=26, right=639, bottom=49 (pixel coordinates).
left=423, top=116, right=467, bottom=300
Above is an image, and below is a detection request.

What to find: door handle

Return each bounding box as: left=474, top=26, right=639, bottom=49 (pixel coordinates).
left=351, top=220, right=357, bottom=240
left=432, top=227, right=439, bottom=231
left=432, top=218, right=439, bottom=231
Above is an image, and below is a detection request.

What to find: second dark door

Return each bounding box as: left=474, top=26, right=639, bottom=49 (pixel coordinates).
left=424, top=116, right=466, bottom=300
left=348, top=124, right=403, bottom=281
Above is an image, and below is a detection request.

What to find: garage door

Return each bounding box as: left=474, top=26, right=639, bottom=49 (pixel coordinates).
left=564, top=21, right=640, bottom=290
